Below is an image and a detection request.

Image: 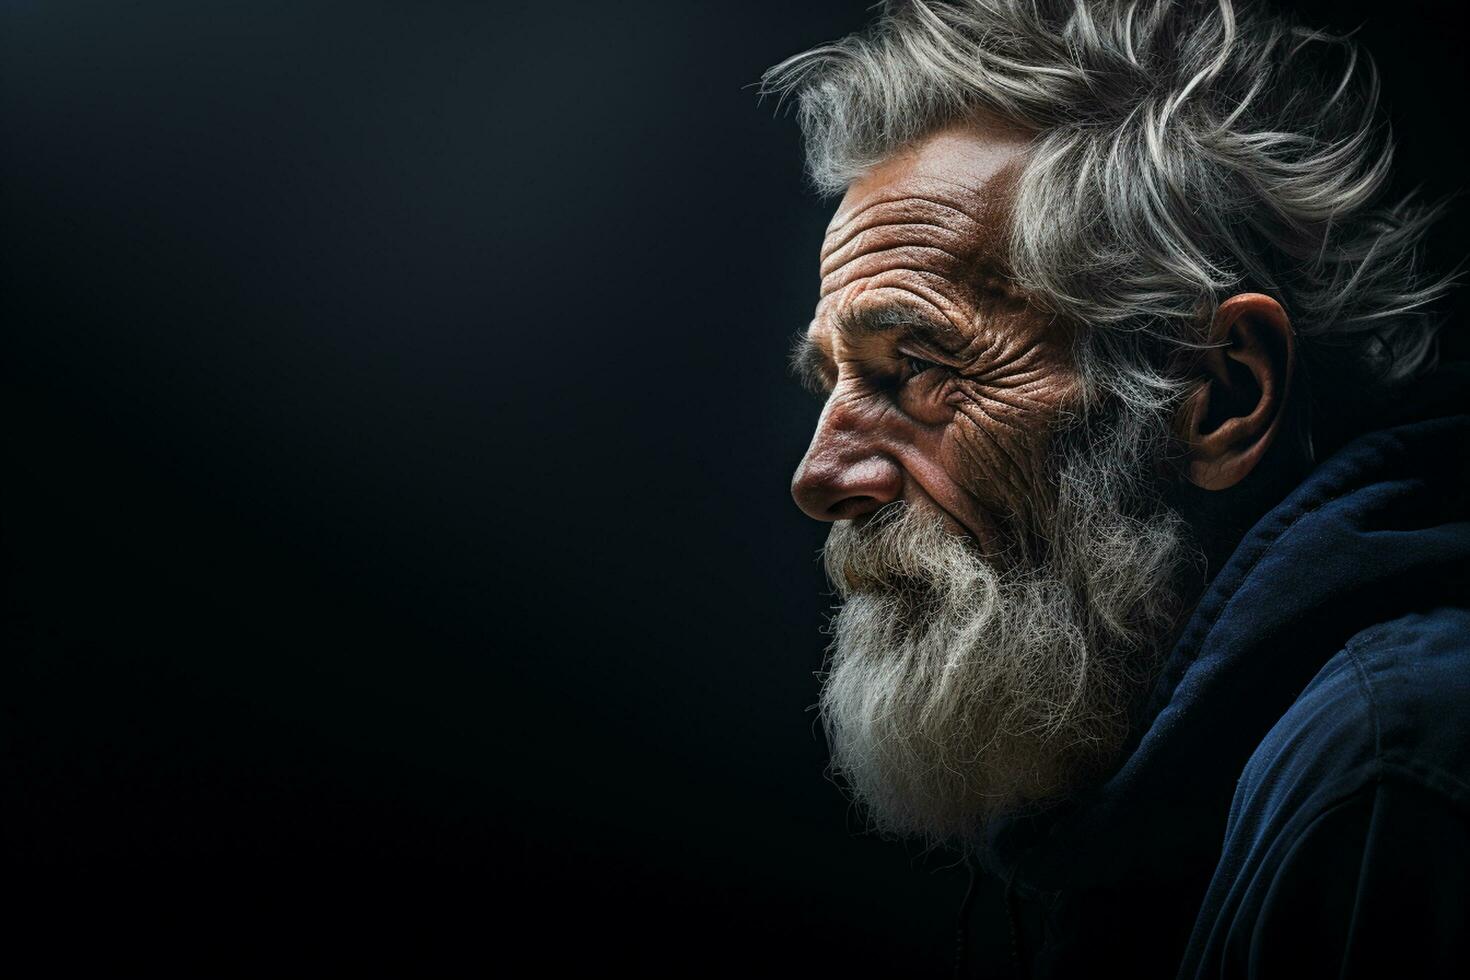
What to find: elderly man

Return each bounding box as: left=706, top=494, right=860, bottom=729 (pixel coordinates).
left=767, top=1, right=1469, bottom=976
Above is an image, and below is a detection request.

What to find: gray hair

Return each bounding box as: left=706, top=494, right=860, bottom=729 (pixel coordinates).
left=763, top=0, right=1455, bottom=429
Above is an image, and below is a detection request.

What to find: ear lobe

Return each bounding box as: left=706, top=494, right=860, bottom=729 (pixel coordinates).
left=1179, top=293, right=1295, bottom=491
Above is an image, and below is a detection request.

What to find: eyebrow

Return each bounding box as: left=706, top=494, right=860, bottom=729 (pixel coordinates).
left=789, top=331, right=832, bottom=395
left=788, top=302, right=963, bottom=394
left=834, top=303, right=963, bottom=349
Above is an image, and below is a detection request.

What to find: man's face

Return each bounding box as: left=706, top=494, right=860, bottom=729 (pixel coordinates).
left=791, top=122, right=1081, bottom=555
left=791, top=122, right=1189, bottom=845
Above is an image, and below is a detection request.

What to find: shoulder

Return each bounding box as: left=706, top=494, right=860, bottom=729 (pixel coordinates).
left=1235, top=605, right=1470, bottom=830
left=1347, top=606, right=1470, bottom=799
left=1178, top=608, right=1470, bottom=977
left=1193, top=606, right=1470, bottom=901
left=1182, top=767, right=1470, bottom=978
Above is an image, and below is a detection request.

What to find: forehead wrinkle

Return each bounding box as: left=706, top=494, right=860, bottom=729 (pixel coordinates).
left=820, top=244, right=967, bottom=299
left=821, top=187, right=1020, bottom=305
left=822, top=125, right=1032, bottom=301
left=821, top=194, right=977, bottom=262
left=813, top=140, right=1039, bottom=365
left=825, top=165, right=1019, bottom=239
left=819, top=222, right=969, bottom=280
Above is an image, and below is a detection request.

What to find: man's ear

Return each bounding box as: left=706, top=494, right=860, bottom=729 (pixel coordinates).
left=1177, top=293, right=1295, bottom=491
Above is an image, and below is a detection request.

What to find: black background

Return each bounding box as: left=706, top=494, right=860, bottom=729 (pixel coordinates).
left=3, top=1, right=1466, bottom=974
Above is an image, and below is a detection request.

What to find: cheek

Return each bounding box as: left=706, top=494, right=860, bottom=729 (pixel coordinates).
left=938, top=391, right=1060, bottom=520
left=894, top=373, right=958, bottom=428
left=892, top=378, right=1046, bottom=509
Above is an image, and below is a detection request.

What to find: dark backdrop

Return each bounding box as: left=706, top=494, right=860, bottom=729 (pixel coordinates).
left=3, top=1, right=1466, bottom=974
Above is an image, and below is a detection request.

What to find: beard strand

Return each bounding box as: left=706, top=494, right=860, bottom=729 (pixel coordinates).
left=817, top=406, right=1192, bottom=849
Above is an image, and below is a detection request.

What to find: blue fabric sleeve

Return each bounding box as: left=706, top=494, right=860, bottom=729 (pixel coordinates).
left=1190, top=777, right=1470, bottom=978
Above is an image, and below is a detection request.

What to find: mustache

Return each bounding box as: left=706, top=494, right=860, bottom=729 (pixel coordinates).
left=822, top=502, right=988, bottom=597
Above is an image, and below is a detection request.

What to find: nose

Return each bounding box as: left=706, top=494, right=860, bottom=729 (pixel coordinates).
left=790, top=401, right=903, bottom=522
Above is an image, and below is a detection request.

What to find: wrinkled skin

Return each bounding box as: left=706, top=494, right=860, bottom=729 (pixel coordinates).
left=791, top=122, right=1082, bottom=558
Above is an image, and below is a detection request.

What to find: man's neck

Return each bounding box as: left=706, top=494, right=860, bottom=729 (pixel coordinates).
left=1172, top=411, right=1316, bottom=585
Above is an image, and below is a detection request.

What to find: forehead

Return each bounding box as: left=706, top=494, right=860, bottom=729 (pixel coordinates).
left=822, top=121, right=1031, bottom=266
left=829, top=121, right=1032, bottom=237
left=813, top=121, right=1034, bottom=341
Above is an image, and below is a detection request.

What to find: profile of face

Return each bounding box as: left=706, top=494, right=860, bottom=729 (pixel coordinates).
left=776, top=2, right=1354, bottom=851
left=791, top=121, right=1195, bottom=846
left=792, top=123, right=1076, bottom=555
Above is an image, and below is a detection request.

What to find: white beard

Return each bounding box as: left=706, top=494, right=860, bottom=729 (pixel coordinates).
left=817, top=416, right=1190, bottom=848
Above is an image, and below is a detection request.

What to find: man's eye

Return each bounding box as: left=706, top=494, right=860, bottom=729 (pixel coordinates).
left=906, top=355, right=942, bottom=379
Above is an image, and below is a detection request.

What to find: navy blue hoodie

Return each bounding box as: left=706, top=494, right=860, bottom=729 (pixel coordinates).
left=961, top=366, right=1470, bottom=978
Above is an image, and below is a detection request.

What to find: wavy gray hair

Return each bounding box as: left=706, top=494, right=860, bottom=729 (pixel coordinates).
left=763, top=0, right=1454, bottom=434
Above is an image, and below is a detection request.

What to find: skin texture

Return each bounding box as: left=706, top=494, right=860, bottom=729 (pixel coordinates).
left=790, top=121, right=1083, bottom=558
left=790, top=121, right=1302, bottom=557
